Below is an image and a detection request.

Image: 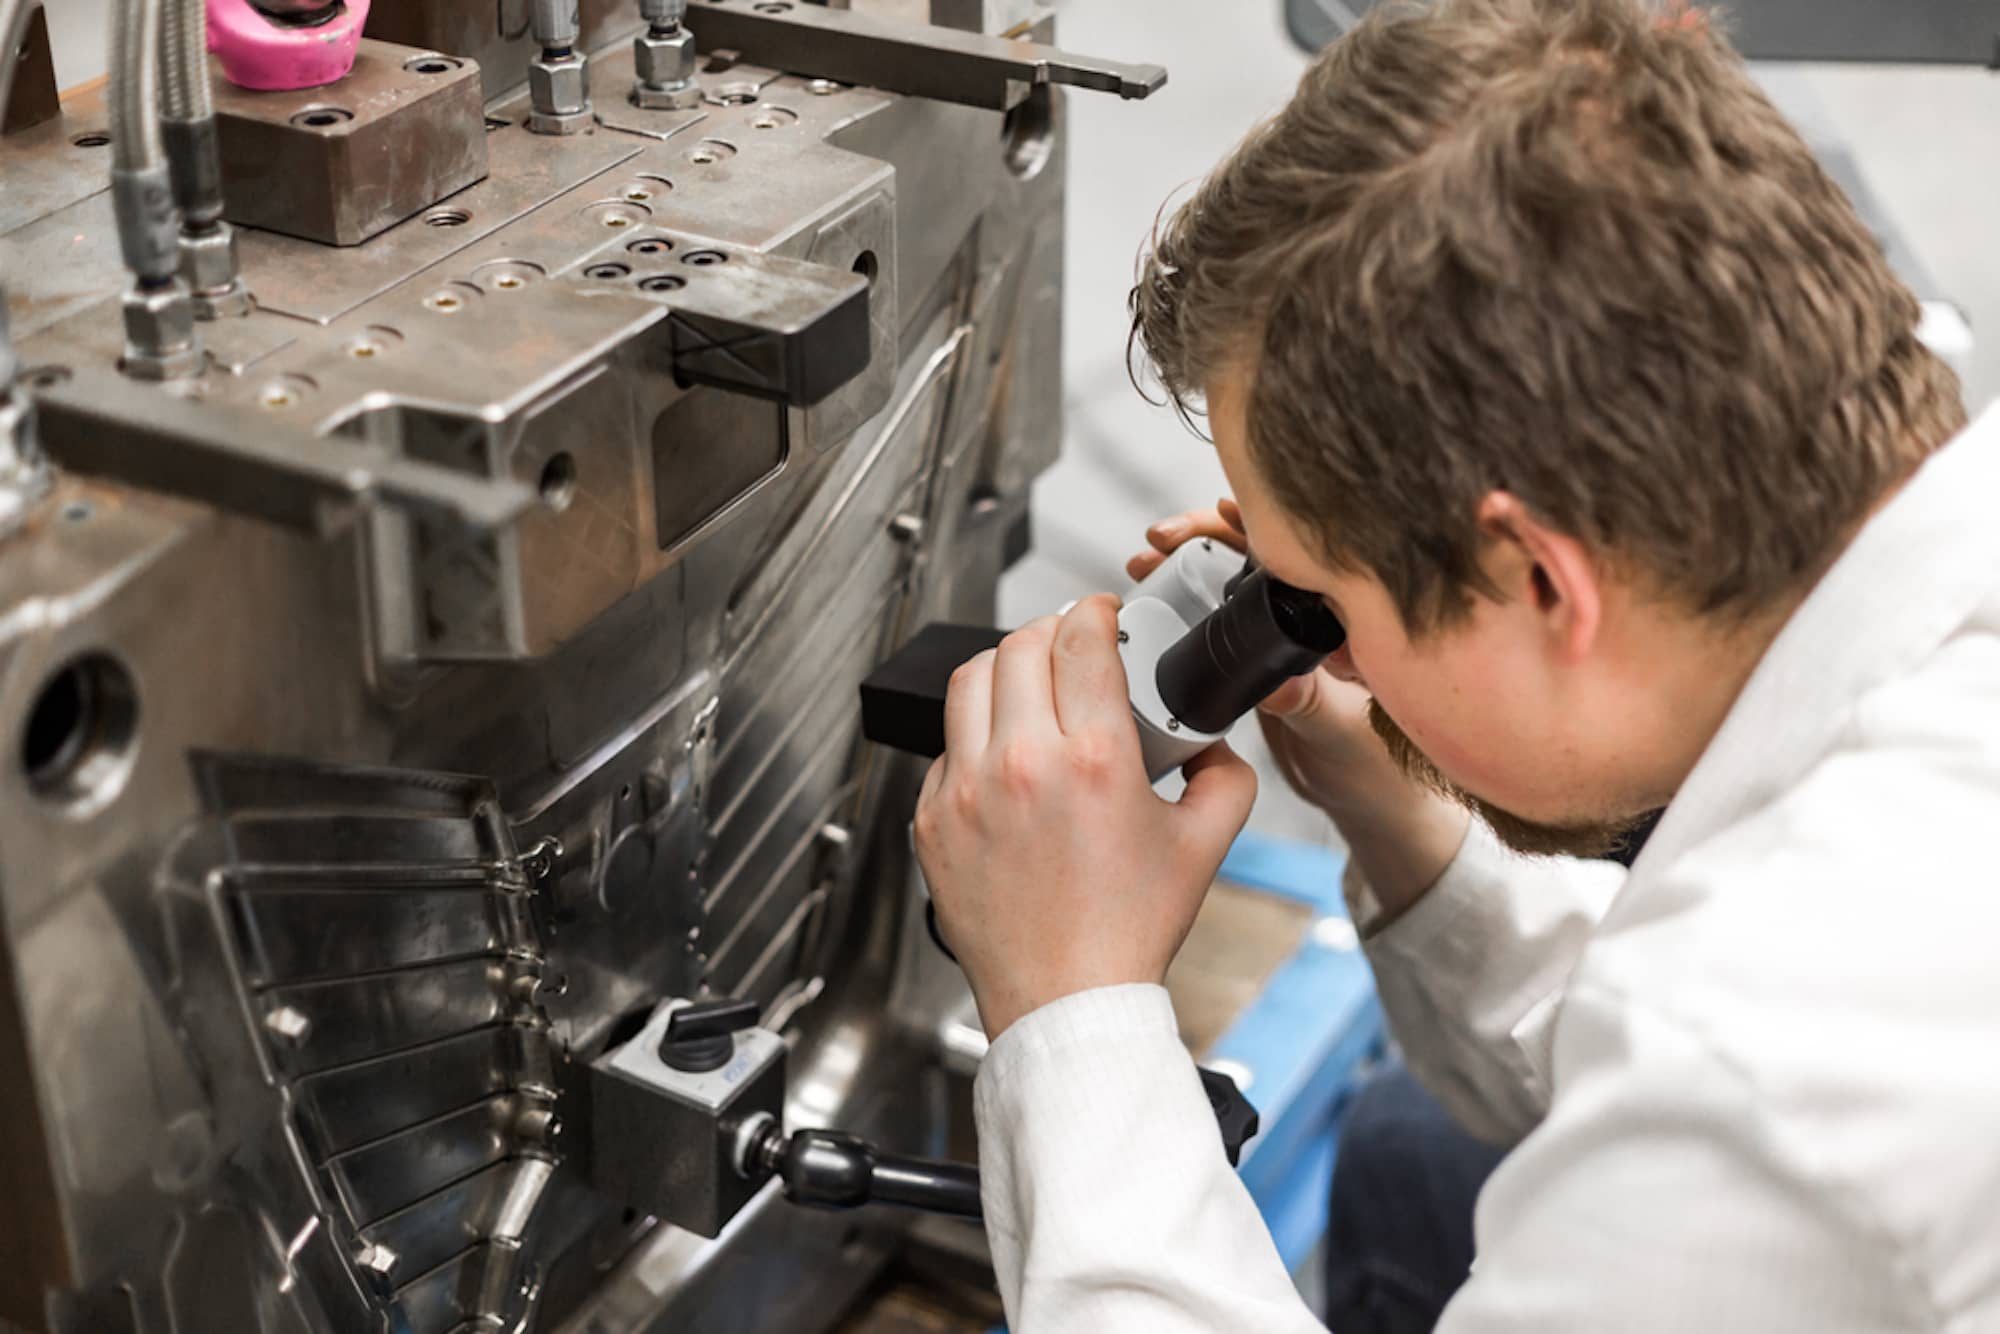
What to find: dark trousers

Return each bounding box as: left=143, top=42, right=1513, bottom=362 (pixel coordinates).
left=1322, top=1061, right=1507, bottom=1333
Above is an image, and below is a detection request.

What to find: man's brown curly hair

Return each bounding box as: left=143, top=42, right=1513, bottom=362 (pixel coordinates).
left=1131, top=0, right=1965, bottom=632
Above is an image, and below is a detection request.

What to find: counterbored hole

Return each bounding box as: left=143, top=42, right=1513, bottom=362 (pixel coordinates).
left=290, top=107, right=354, bottom=129
left=627, top=238, right=673, bottom=256
left=72, top=130, right=111, bottom=148
left=405, top=55, right=463, bottom=74
left=539, top=453, right=578, bottom=511
left=682, top=250, right=726, bottom=266
left=21, top=654, right=139, bottom=810
left=424, top=208, right=471, bottom=227
left=586, top=263, right=631, bottom=280
left=641, top=275, right=685, bottom=292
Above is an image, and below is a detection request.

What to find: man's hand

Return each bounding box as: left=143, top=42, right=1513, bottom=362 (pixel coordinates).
left=913, top=595, right=1258, bottom=1040
left=1131, top=501, right=1470, bottom=924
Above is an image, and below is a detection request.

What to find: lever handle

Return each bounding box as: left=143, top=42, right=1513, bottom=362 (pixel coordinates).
left=763, top=1127, right=984, bottom=1220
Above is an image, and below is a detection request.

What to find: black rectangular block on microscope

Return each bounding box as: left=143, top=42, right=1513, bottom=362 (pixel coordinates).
left=859, top=623, right=1009, bottom=759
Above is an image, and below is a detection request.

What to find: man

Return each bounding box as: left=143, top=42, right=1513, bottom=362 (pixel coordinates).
left=912, top=0, right=2000, bottom=1329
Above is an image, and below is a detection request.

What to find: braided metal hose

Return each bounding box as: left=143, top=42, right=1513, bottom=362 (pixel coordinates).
left=110, top=0, right=179, bottom=283
left=161, top=0, right=213, bottom=124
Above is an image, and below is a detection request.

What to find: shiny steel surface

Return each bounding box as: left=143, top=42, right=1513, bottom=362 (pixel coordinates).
left=0, top=3, right=1097, bottom=1328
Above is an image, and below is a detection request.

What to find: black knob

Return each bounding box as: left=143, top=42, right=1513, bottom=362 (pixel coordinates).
left=1199, top=1066, right=1261, bottom=1167
left=659, top=998, right=760, bottom=1073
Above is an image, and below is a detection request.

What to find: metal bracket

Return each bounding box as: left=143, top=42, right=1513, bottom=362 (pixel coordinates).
left=683, top=0, right=1166, bottom=111
left=32, top=369, right=538, bottom=533
left=626, top=249, right=874, bottom=408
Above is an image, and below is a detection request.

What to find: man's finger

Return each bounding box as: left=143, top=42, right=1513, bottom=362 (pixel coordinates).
left=1051, top=594, right=1130, bottom=737
left=1126, top=549, right=1167, bottom=581
left=944, top=648, right=995, bottom=756
left=992, top=615, right=1061, bottom=738
left=1175, top=740, right=1258, bottom=853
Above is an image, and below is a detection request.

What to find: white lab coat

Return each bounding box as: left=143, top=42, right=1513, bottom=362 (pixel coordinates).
left=974, top=400, right=2000, bottom=1333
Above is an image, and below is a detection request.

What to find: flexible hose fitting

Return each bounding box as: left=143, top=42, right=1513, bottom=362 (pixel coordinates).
left=161, top=0, right=249, bottom=317
left=111, top=0, right=202, bottom=375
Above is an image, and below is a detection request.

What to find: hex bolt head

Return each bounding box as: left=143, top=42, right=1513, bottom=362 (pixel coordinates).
left=264, top=1005, right=312, bottom=1045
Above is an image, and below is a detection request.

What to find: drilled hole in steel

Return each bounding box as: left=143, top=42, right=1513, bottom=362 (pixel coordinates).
left=405, top=55, right=463, bottom=74
left=24, top=365, right=70, bottom=389
left=852, top=250, right=878, bottom=283
left=716, top=91, right=755, bottom=106
left=586, top=263, right=631, bottom=280
left=750, top=105, right=797, bottom=129
left=290, top=107, right=354, bottom=129
left=682, top=250, right=726, bottom=267
left=72, top=130, right=111, bottom=148
left=485, top=116, right=511, bottom=131
left=539, top=453, right=578, bottom=511
left=641, top=275, right=685, bottom=293
left=605, top=216, right=631, bottom=228
left=754, top=2, right=792, bottom=11
left=806, top=79, right=843, bottom=96
left=424, top=208, right=471, bottom=227
left=494, top=275, right=524, bottom=290
left=626, top=238, right=673, bottom=256
left=22, top=653, right=139, bottom=813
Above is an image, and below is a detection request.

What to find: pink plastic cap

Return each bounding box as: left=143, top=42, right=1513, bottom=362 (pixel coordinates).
left=207, top=0, right=374, bottom=92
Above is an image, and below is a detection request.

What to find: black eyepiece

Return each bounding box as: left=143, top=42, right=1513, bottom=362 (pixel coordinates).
left=1154, top=569, right=1345, bottom=735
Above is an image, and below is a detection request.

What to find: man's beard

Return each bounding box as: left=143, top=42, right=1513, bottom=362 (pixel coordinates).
left=1366, top=700, right=1641, bottom=860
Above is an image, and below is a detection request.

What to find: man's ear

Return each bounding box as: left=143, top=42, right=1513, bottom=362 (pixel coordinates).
left=1475, top=491, right=1601, bottom=663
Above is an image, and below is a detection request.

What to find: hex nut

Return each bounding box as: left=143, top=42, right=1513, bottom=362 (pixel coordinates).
left=634, top=26, right=698, bottom=91
left=120, top=283, right=201, bottom=380
left=179, top=227, right=253, bottom=319
left=528, top=52, right=588, bottom=124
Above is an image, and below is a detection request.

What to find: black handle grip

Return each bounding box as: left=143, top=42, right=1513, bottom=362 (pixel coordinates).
left=774, top=1128, right=984, bottom=1219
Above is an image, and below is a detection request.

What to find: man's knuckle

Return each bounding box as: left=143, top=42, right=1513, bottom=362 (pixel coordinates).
left=995, top=739, right=1044, bottom=793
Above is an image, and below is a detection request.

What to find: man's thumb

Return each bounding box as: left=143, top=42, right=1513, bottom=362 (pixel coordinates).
left=1176, top=741, right=1258, bottom=848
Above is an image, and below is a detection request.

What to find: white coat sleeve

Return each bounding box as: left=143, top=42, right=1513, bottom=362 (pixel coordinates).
left=1352, top=820, right=1624, bottom=1145
left=974, top=983, right=1324, bottom=1334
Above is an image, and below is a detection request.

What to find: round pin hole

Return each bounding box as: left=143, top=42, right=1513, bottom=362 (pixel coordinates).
left=21, top=653, right=139, bottom=812
left=405, top=55, right=464, bottom=75
left=72, top=130, right=112, bottom=148
left=290, top=107, right=354, bottom=130
left=586, top=263, right=632, bottom=280
left=682, top=250, right=727, bottom=267
left=626, top=238, right=673, bottom=256
left=750, top=106, right=798, bottom=129
left=641, top=275, right=685, bottom=293
left=539, top=453, right=578, bottom=511
left=424, top=208, right=471, bottom=228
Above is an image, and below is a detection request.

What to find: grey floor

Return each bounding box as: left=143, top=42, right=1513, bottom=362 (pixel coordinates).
left=1004, top=1, right=2000, bottom=851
